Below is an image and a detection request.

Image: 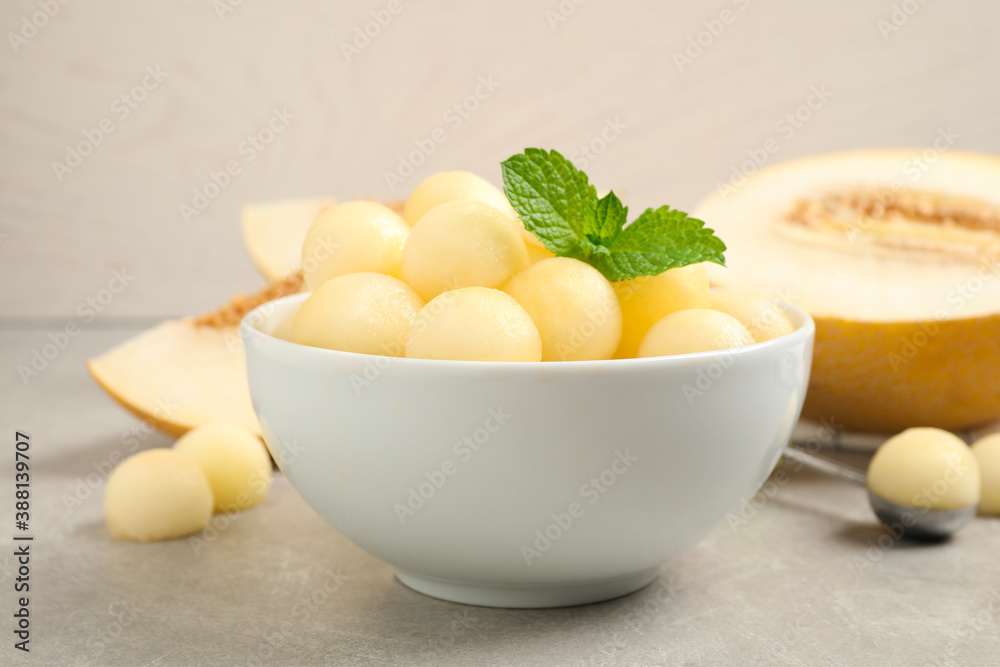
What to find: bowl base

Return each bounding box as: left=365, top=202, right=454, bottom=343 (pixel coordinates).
left=394, top=568, right=659, bottom=608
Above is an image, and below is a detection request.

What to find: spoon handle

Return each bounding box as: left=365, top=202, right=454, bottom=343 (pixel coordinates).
left=782, top=446, right=867, bottom=487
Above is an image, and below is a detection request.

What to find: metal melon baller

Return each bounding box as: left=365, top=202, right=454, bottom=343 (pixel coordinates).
left=782, top=446, right=977, bottom=540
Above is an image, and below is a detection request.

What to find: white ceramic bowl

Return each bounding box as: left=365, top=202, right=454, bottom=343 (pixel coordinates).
left=242, top=293, right=814, bottom=608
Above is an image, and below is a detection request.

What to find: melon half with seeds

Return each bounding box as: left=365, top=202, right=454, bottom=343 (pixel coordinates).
left=695, top=149, right=1000, bottom=432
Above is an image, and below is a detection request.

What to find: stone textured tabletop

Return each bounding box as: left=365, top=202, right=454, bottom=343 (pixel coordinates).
left=4, top=0, right=1000, bottom=663
left=2, top=327, right=999, bottom=666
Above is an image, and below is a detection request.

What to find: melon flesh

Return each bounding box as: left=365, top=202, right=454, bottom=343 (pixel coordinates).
left=695, top=149, right=1000, bottom=432
left=87, top=273, right=305, bottom=437
left=88, top=321, right=259, bottom=437
left=242, top=198, right=336, bottom=281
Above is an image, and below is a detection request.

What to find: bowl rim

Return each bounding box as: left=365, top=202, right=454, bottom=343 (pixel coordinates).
left=241, top=291, right=815, bottom=372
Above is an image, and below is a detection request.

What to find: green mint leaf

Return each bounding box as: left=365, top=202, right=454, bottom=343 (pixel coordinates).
left=500, top=149, right=598, bottom=260
left=592, top=190, right=627, bottom=242
left=591, top=207, right=726, bottom=282
left=501, top=148, right=727, bottom=281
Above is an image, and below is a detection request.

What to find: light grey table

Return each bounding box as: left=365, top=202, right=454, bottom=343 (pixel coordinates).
left=2, top=326, right=999, bottom=667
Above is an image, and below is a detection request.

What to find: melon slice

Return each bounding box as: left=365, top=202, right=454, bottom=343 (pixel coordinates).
left=242, top=199, right=336, bottom=281
left=87, top=274, right=304, bottom=437
left=694, top=149, right=1000, bottom=432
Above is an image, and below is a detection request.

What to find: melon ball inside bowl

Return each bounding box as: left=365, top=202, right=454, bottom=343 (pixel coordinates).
left=241, top=293, right=814, bottom=608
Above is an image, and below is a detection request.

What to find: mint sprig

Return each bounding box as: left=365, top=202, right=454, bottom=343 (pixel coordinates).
left=501, top=148, right=725, bottom=282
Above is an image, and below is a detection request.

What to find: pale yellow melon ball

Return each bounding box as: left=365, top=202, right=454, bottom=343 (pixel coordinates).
left=406, top=287, right=542, bottom=361
left=614, top=263, right=710, bottom=358
left=401, top=200, right=528, bottom=301
left=709, top=289, right=795, bottom=342
left=637, top=308, right=755, bottom=357
left=867, top=428, right=980, bottom=511
left=104, top=449, right=213, bottom=542
left=302, top=201, right=409, bottom=289
left=292, top=273, right=423, bottom=356
left=971, top=434, right=1000, bottom=515
left=404, top=171, right=514, bottom=224
left=270, top=307, right=298, bottom=342
left=404, top=171, right=545, bottom=250
left=174, top=423, right=273, bottom=514
left=503, top=257, right=622, bottom=361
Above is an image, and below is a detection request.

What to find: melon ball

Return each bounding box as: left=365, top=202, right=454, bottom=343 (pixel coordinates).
left=404, top=171, right=514, bottom=224
left=406, top=287, right=542, bottom=361
left=709, top=289, right=796, bottom=342
left=867, top=428, right=980, bottom=511
left=104, top=449, right=213, bottom=542
left=174, top=423, right=273, bottom=514
left=270, top=307, right=298, bottom=342
left=292, top=273, right=423, bottom=356
left=401, top=200, right=528, bottom=301
left=971, top=434, right=1000, bottom=515
left=302, top=201, right=409, bottom=289
left=637, top=308, right=755, bottom=357
left=503, top=257, right=622, bottom=361
left=614, top=263, right=710, bottom=358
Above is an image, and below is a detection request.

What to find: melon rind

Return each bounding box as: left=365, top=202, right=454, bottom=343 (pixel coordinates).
left=694, top=149, right=1000, bottom=432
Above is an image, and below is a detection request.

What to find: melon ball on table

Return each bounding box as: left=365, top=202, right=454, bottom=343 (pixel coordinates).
left=292, top=272, right=424, bottom=357
left=638, top=308, right=755, bottom=357
left=867, top=428, right=980, bottom=511
left=614, top=263, right=710, bottom=358
left=709, top=288, right=795, bottom=342
left=174, top=423, right=273, bottom=514
left=406, top=287, right=542, bottom=362
left=971, top=434, right=1000, bottom=515
left=302, top=201, right=409, bottom=289
left=104, top=449, right=213, bottom=542
left=503, top=257, right=622, bottom=361
left=402, top=200, right=528, bottom=301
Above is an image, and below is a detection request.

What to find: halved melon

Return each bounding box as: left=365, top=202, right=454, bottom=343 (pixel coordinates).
left=87, top=274, right=304, bottom=437
left=242, top=199, right=336, bottom=281
left=695, top=149, right=1000, bottom=432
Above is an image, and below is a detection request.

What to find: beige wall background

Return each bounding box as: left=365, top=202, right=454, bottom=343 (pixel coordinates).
left=1, top=0, right=998, bottom=321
